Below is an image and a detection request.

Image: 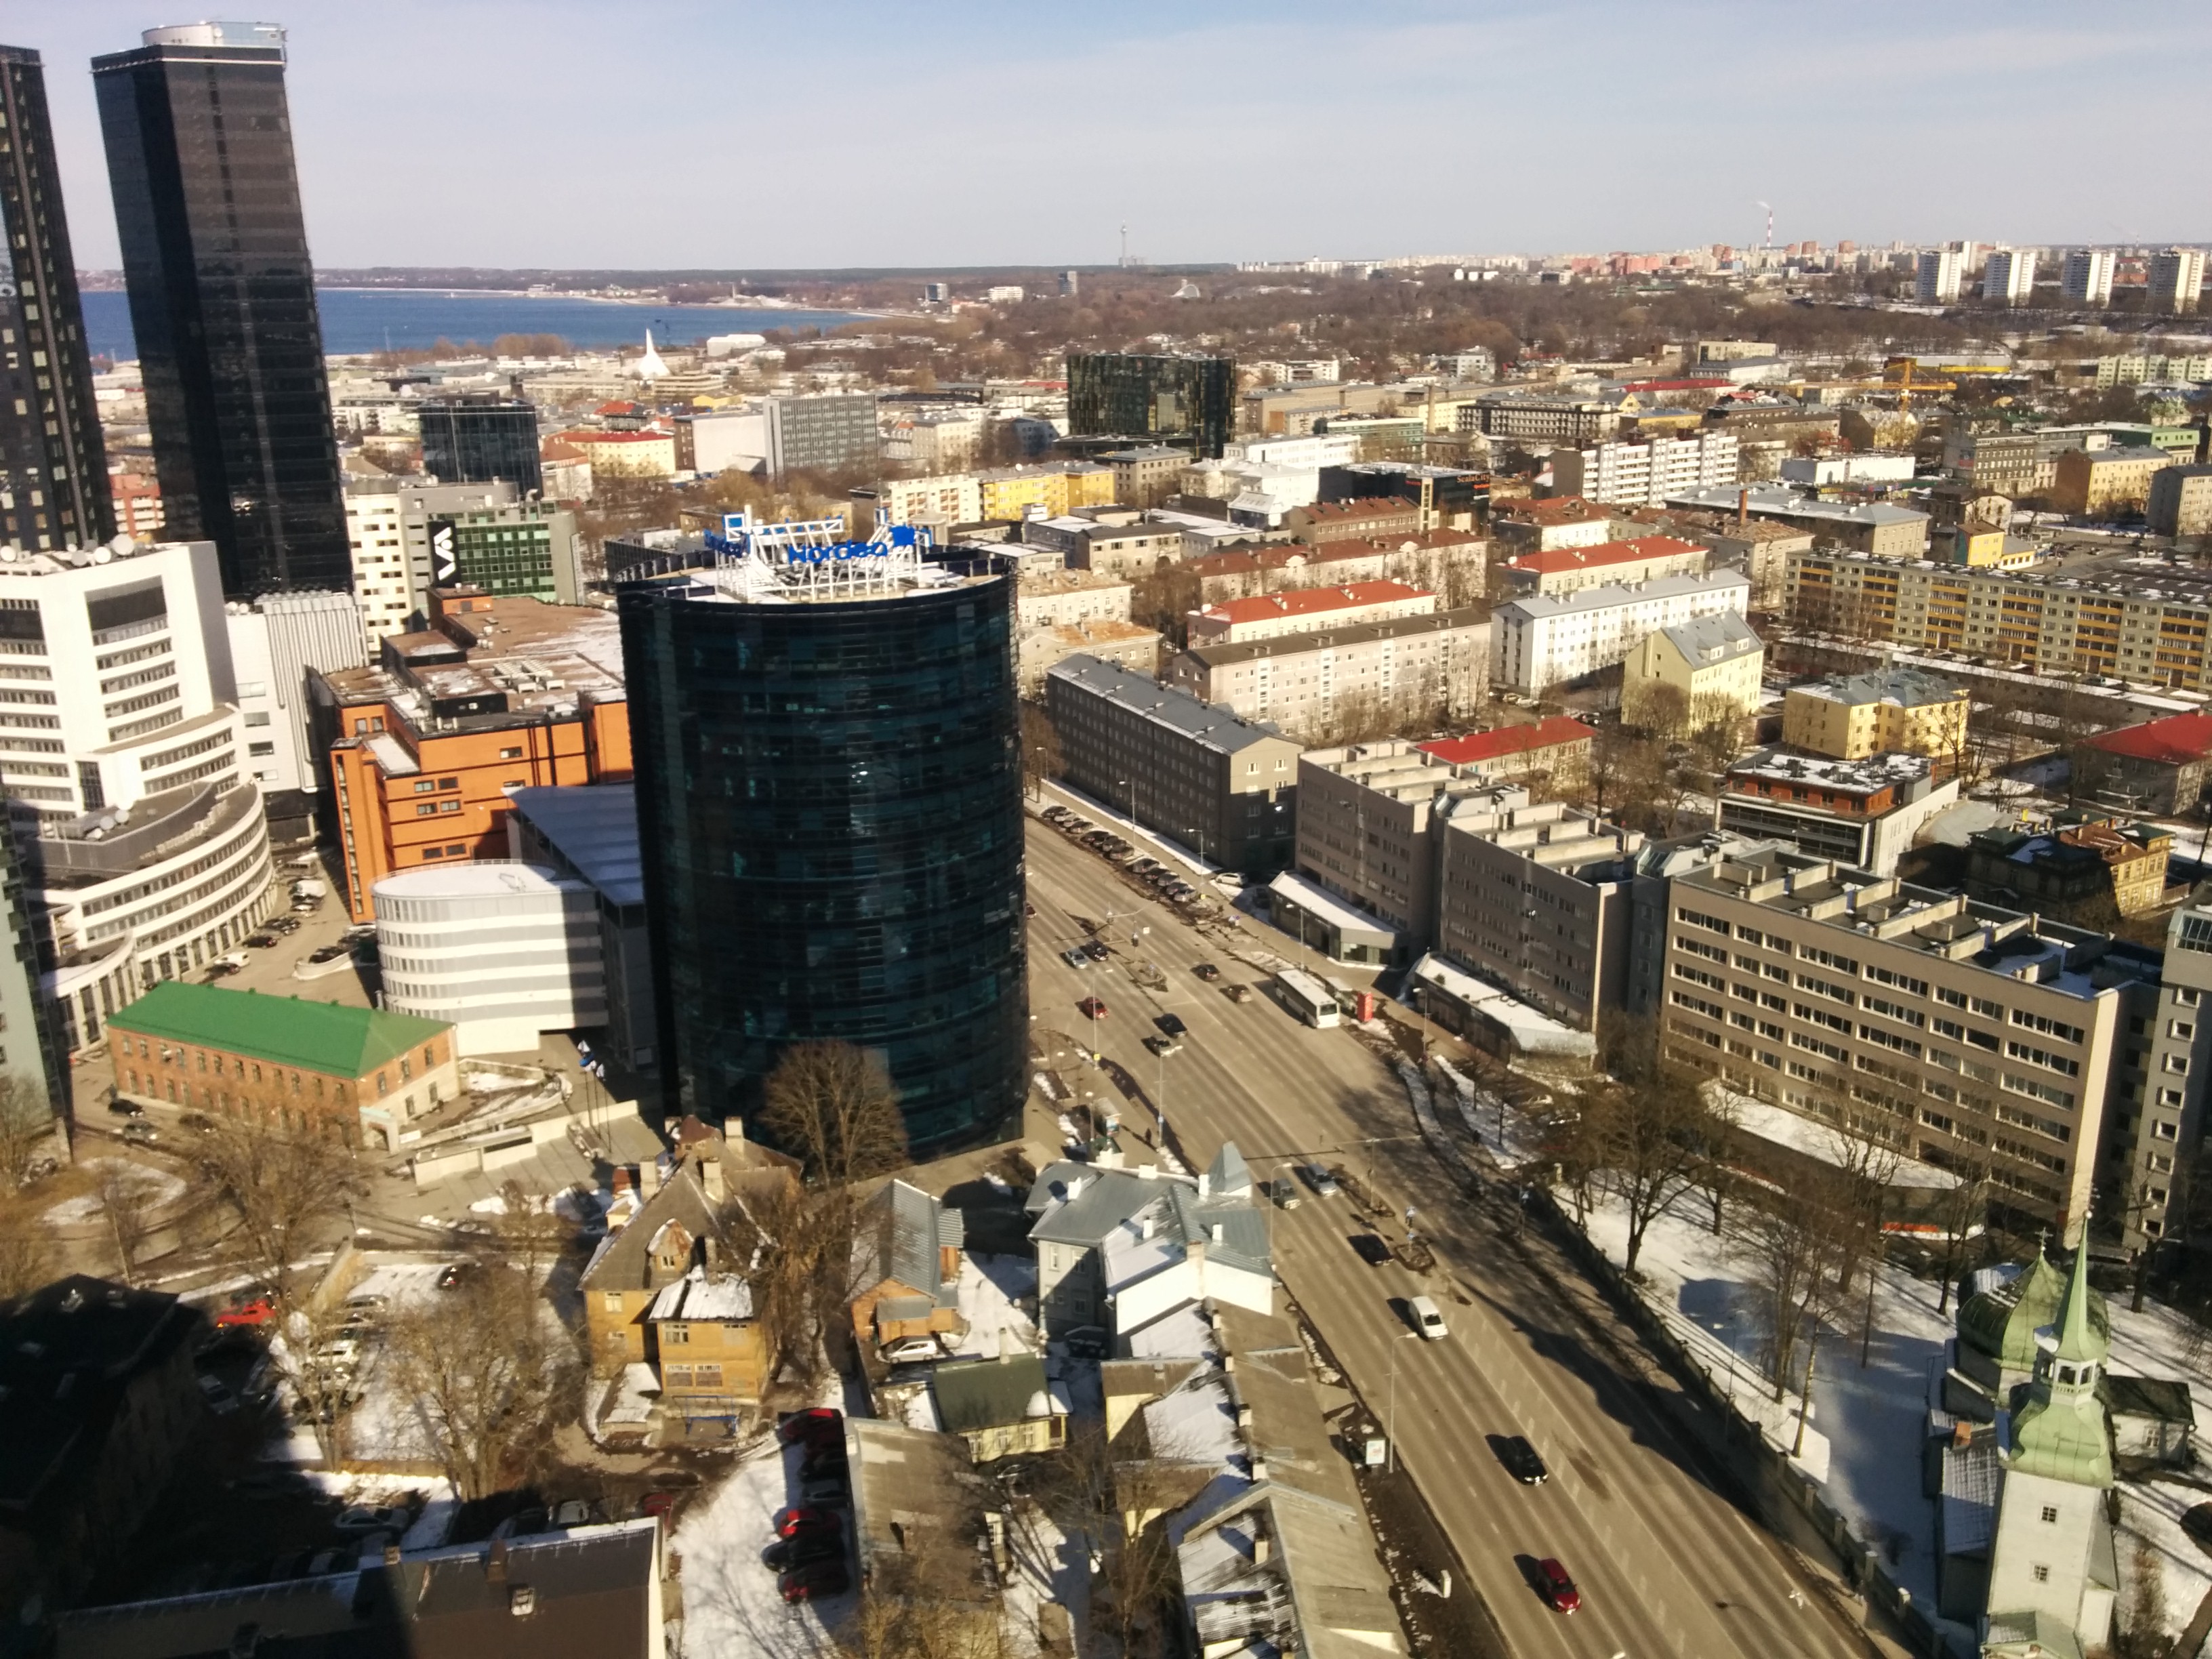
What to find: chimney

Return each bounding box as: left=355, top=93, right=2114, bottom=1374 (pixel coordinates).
left=1252, top=1533, right=1271, bottom=1564
left=1736, top=487, right=1748, bottom=530
left=701, top=1155, right=724, bottom=1204
left=639, top=1158, right=662, bottom=1200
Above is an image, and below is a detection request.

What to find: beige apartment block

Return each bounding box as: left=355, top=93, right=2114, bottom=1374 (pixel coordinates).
left=2148, top=466, right=2212, bottom=538
left=1661, top=850, right=2161, bottom=1226
left=1018, top=619, right=1160, bottom=695
left=1782, top=668, right=1970, bottom=760
left=1166, top=608, right=1488, bottom=741
left=1622, top=611, right=1765, bottom=724
left=2051, top=446, right=2177, bottom=519
left=1017, top=568, right=1133, bottom=634
left=1785, top=548, right=2212, bottom=687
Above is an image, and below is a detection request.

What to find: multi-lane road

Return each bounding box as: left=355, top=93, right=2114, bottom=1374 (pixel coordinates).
left=1024, top=815, right=1885, bottom=1659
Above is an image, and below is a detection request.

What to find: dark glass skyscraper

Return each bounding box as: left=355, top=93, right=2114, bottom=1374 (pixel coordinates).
left=0, top=45, right=110, bottom=554
left=1067, top=351, right=1235, bottom=458
left=621, top=556, right=1028, bottom=1151
left=92, top=22, right=348, bottom=598
left=419, top=396, right=542, bottom=495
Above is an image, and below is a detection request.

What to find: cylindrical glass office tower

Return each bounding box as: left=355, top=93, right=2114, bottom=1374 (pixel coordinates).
left=621, top=558, right=1027, bottom=1150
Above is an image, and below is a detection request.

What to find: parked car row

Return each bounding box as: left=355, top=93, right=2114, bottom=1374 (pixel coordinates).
left=1036, top=805, right=1206, bottom=907
left=772, top=1410, right=851, bottom=1601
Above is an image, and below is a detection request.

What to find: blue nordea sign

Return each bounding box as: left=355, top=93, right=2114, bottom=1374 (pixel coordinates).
left=786, top=541, right=889, bottom=565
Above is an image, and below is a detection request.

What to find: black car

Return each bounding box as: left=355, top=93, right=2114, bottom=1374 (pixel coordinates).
left=1153, top=1013, right=1187, bottom=1037
left=1349, top=1233, right=1391, bottom=1267
left=1082, top=940, right=1111, bottom=962
left=1499, top=1434, right=1549, bottom=1486
left=762, top=1532, right=844, bottom=1571
left=1143, top=1034, right=1182, bottom=1058
left=108, top=1095, right=146, bottom=1118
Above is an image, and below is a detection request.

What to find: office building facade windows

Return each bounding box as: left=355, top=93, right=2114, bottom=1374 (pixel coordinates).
left=93, top=23, right=349, bottom=598
left=622, top=573, right=1027, bottom=1149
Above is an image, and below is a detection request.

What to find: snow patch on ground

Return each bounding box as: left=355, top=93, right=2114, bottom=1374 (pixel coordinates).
left=949, top=1254, right=1040, bottom=1359
left=45, top=1159, right=185, bottom=1223
left=674, top=1433, right=851, bottom=1659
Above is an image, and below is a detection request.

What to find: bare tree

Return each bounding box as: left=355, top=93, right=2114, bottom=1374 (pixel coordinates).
left=486, top=1178, right=573, bottom=1289
left=1931, top=1151, right=1994, bottom=1317
left=1021, top=701, right=1065, bottom=802
left=281, top=1298, right=366, bottom=1469
left=95, top=1162, right=157, bottom=1288
left=196, top=1120, right=367, bottom=1306
left=1739, top=1170, right=1856, bottom=1430
left=837, top=1588, right=1010, bottom=1659
left=759, top=1041, right=910, bottom=1187
left=1039, top=1421, right=1195, bottom=1659
left=1585, top=1023, right=1718, bottom=1276
left=384, top=1267, right=573, bottom=1500
left=0, top=1078, right=55, bottom=1187
left=2114, top=1528, right=2172, bottom=1659
left=0, top=1185, right=51, bottom=1299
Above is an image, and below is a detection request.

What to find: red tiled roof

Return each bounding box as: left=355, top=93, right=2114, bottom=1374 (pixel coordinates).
left=2087, top=711, right=2212, bottom=766
left=1504, top=535, right=1706, bottom=577
left=1197, top=580, right=1431, bottom=626
left=540, top=439, right=588, bottom=462
left=1418, top=718, right=1595, bottom=766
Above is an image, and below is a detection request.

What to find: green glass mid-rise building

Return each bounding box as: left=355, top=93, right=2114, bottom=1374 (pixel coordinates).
left=1067, top=351, right=1235, bottom=459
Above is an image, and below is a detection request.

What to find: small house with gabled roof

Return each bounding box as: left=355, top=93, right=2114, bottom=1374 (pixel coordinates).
left=849, top=1179, right=966, bottom=1355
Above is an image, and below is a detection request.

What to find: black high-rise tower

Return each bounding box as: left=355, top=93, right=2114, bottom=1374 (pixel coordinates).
left=92, top=22, right=348, bottom=597
left=0, top=45, right=111, bottom=554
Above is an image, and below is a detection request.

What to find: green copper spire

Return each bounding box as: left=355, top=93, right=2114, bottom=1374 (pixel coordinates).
left=2005, top=1237, right=2113, bottom=1490
left=2051, top=1232, right=2107, bottom=1368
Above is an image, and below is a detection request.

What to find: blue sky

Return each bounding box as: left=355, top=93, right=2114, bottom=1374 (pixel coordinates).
left=15, top=1, right=2212, bottom=270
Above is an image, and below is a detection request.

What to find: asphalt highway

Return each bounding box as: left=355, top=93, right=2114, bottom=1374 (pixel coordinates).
left=1025, top=817, right=1881, bottom=1659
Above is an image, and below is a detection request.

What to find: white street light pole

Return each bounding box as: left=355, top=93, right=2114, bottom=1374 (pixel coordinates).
left=1386, top=1330, right=1420, bottom=1473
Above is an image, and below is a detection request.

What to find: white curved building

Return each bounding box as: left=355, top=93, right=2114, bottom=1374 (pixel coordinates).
left=0, top=538, right=276, bottom=1048
left=373, top=861, right=602, bottom=1054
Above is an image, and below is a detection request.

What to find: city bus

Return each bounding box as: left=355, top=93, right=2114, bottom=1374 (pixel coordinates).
left=1273, top=968, right=1343, bottom=1028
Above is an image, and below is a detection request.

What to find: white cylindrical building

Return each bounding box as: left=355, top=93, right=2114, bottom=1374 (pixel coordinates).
left=373, top=861, right=603, bottom=1054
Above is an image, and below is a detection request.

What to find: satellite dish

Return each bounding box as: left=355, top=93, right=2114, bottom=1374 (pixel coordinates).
left=91, top=546, right=114, bottom=564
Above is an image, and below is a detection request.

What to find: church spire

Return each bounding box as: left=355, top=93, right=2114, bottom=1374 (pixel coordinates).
left=2051, top=1227, right=2104, bottom=1369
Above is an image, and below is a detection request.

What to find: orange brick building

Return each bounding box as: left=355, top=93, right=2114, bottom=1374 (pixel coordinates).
left=105, top=981, right=457, bottom=1151
left=311, top=589, right=632, bottom=920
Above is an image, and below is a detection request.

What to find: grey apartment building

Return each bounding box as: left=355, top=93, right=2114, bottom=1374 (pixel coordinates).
left=1165, top=607, right=1488, bottom=741
left=1291, top=741, right=1496, bottom=964
left=1045, top=655, right=1302, bottom=876
left=2119, top=901, right=2212, bottom=1248
left=1429, top=789, right=1646, bottom=1035
left=1660, top=848, right=2162, bottom=1227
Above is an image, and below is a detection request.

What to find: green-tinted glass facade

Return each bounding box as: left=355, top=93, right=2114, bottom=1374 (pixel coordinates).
left=1067, top=352, right=1235, bottom=459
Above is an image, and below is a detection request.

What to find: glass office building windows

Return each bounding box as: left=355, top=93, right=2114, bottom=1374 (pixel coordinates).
left=93, top=24, right=349, bottom=598
left=419, top=398, right=543, bottom=496
left=621, top=572, right=1028, bottom=1150
left=0, top=45, right=111, bottom=553
left=1067, top=352, right=1236, bottom=459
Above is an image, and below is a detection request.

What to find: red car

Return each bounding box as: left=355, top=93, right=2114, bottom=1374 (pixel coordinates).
left=777, top=1408, right=842, bottom=1448
left=638, top=1492, right=683, bottom=1522
left=1077, top=997, right=1108, bottom=1019
left=775, top=1506, right=840, bottom=1540
left=779, top=1561, right=849, bottom=1602
left=215, top=1296, right=275, bottom=1330
left=1537, top=1557, right=1581, bottom=1614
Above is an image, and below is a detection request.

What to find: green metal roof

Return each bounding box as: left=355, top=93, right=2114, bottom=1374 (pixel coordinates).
left=1959, top=1254, right=2108, bottom=1377
left=932, top=1353, right=1053, bottom=1435
left=106, top=983, right=449, bottom=1080
left=2007, top=1242, right=2114, bottom=1491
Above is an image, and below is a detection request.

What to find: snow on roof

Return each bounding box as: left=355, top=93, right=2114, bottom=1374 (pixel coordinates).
left=1717, top=1090, right=1961, bottom=1189
left=1408, top=952, right=1593, bottom=1057
left=1267, top=869, right=1397, bottom=942
left=646, top=1265, right=755, bottom=1322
